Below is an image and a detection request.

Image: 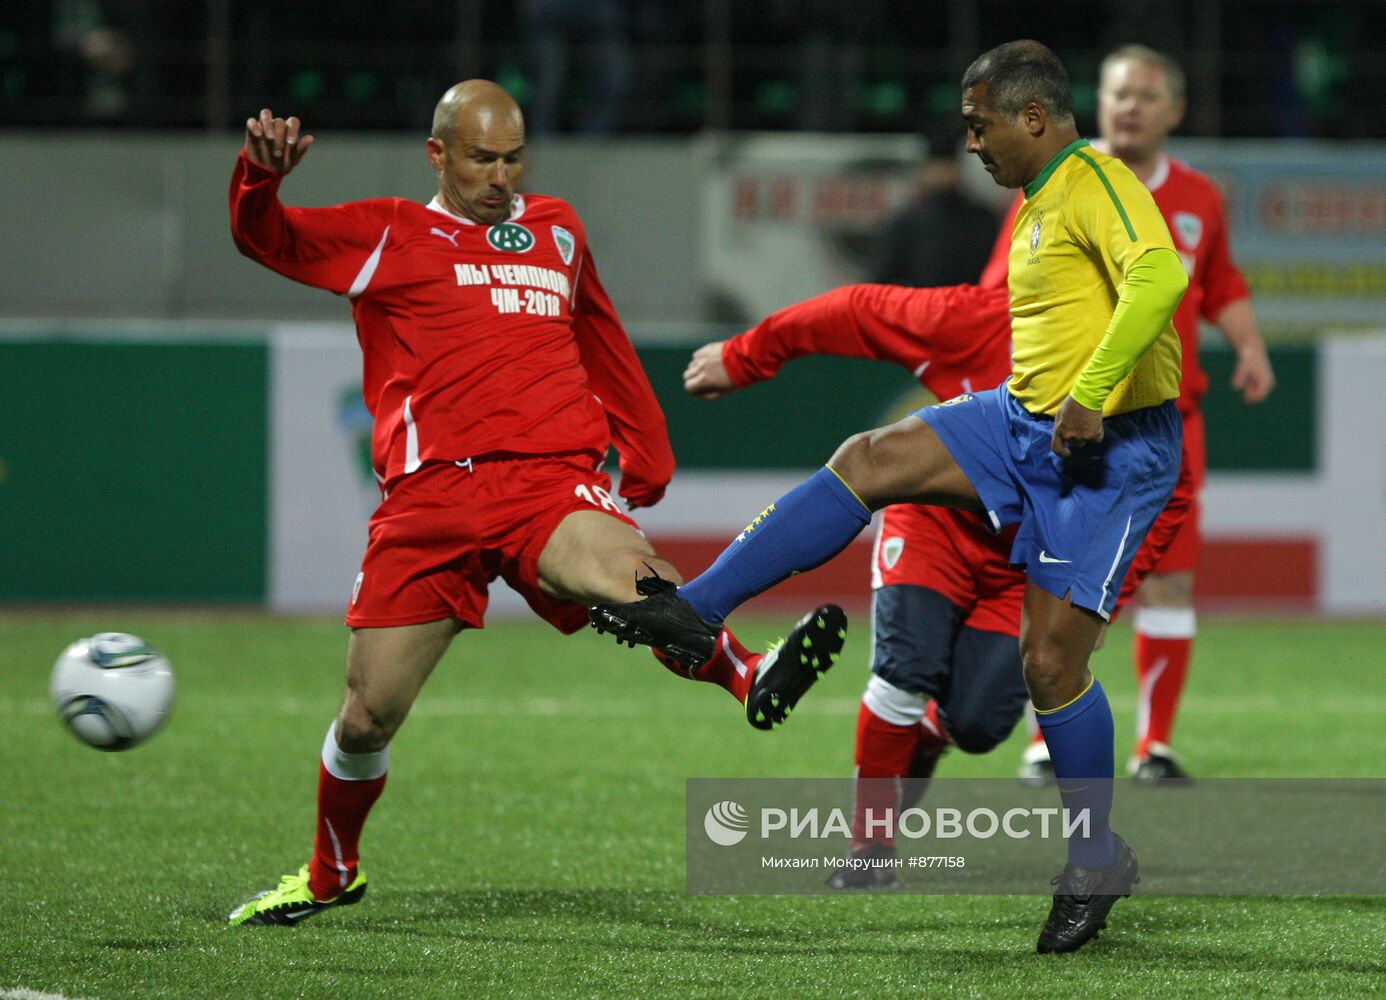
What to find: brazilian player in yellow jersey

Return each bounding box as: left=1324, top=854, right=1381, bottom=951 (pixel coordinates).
left=587, top=40, right=1185, bottom=954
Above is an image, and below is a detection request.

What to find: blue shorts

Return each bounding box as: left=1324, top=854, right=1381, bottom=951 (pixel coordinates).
left=915, top=385, right=1181, bottom=620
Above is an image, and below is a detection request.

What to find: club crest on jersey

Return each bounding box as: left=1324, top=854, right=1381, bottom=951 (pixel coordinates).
left=1173, top=211, right=1202, bottom=250
left=882, top=536, right=904, bottom=570
left=486, top=222, right=535, bottom=253
left=1029, top=217, right=1043, bottom=254
left=551, top=225, right=575, bottom=266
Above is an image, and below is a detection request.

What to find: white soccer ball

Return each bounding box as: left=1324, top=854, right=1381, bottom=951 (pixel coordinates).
left=50, top=632, right=175, bottom=751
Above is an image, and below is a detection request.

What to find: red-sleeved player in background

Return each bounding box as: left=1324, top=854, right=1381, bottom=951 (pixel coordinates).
left=227, top=81, right=846, bottom=927
left=1016, top=45, right=1275, bottom=786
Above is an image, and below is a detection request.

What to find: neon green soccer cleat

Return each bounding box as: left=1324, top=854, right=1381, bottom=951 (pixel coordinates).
left=746, top=604, right=847, bottom=731
left=228, top=864, right=367, bottom=927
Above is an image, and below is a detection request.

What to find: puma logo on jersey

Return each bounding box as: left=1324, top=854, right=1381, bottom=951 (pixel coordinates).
left=431, top=227, right=461, bottom=247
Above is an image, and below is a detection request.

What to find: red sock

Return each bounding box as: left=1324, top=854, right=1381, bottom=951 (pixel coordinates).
left=1134, top=631, right=1193, bottom=758
left=308, top=762, right=386, bottom=900
left=852, top=702, right=922, bottom=849
left=653, top=628, right=761, bottom=704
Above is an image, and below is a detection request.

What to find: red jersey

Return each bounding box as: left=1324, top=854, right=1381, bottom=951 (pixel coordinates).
left=981, top=154, right=1250, bottom=412
left=229, top=154, right=674, bottom=504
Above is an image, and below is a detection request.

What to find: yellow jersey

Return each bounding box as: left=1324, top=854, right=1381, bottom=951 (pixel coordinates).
left=1007, top=139, right=1182, bottom=416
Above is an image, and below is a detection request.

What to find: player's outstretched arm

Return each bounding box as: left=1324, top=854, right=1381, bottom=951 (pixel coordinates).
left=244, top=108, right=314, bottom=175
left=705, top=284, right=1012, bottom=396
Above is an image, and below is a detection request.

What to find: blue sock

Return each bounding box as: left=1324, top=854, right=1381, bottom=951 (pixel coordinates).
left=1036, top=678, right=1117, bottom=870
left=679, top=467, right=872, bottom=622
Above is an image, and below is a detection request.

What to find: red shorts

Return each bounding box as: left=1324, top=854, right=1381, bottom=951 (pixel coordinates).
left=1117, top=406, right=1203, bottom=607
left=872, top=504, right=1024, bottom=638
left=345, top=455, right=639, bottom=632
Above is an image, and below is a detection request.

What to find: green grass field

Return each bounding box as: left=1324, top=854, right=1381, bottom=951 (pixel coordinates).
left=3, top=611, right=1384, bottom=999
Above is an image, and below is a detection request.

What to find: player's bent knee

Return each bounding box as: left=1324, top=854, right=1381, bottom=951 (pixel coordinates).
left=948, top=710, right=1020, bottom=755
left=827, top=432, right=879, bottom=504
left=829, top=428, right=916, bottom=509
left=337, top=701, right=401, bottom=753
left=829, top=420, right=973, bottom=510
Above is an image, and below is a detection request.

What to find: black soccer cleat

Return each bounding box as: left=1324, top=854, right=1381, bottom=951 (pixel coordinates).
left=1036, top=833, right=1140, bottom=954
left=746, top=604, right=847, bottom=731
left=588, top=573, right=721, bottom=670
left=826, top=843, right=899, bottom=890
left=1130, top=746, right=1194, bottom=786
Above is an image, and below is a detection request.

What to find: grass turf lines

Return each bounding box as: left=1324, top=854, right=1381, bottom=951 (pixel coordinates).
left=2, top=611, right=1384, bottom=998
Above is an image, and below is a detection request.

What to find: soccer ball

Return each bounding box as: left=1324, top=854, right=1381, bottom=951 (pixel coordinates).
left=50, top=633, right=175, bottom=751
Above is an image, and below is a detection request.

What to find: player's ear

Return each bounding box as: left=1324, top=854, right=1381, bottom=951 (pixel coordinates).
left=1023, top=102, right=1046, bottom=137
left=426, top=137, right=447, bottom=170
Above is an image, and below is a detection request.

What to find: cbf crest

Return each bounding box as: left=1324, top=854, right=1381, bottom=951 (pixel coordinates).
left=1029, top=213, right=1043, bottom=254
left=551, top=225, right=575, bottom=266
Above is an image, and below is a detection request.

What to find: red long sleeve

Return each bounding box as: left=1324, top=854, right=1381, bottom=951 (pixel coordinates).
left=722, top=283, right=1013, bottom=401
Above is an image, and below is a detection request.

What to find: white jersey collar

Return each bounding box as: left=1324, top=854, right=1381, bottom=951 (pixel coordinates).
left=1145, top=154, right=1171, bottom=193
left=425, top=193, right=527, bottom=225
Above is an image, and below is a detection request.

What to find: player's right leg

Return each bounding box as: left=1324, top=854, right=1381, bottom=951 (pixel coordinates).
left=229, top=620, right=461, bottom=926
left=589, top=412, right=981, bottom=657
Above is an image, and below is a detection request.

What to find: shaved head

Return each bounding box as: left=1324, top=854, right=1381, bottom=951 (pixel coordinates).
left=432, top=80, right=523, bottom=147
left=426, top=80, right=527, bottom=224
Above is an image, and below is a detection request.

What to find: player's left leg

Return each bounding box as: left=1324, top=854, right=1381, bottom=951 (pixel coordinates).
left=1021, top=585, right=1115, bottom=862
left=230, top=618, right=462, bottom=927
left=539, top=510, right=845, bottom=726
left=1022, top=585, right=1140, bottom=953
